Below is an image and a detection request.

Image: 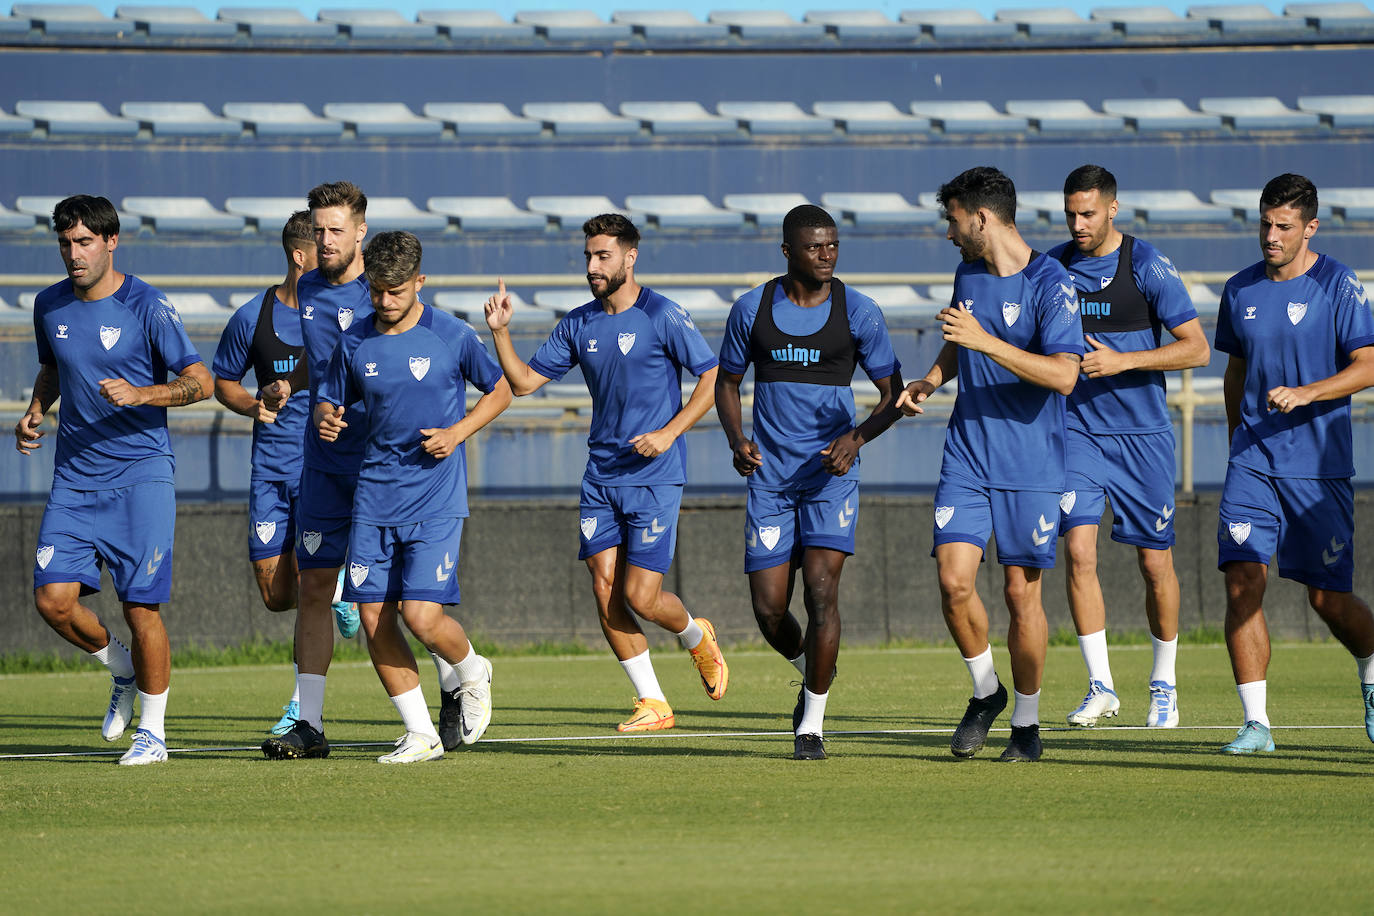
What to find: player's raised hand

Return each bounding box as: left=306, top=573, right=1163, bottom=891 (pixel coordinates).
left=484, top=277, right=513, bottom=331
left=629, top=428, right=674, bottom=458
left=260, top=379, right=291, bottom=411
left=894, top=380, right=935, bottom=416
left=420, top=426, right=463, bottom=460
left=13, top=411, right=44, bottom=454
left=730, top=438, right=764, bottom=477
left=98, top=377, right=145, bottom=407
left=317, top=403, right=347, bottom=441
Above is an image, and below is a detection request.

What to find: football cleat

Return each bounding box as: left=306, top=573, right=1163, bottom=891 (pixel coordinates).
left=333, top=600, right=360, bottom=639
left=378, top=731, right=444, bottom=764
left=951, top=681, right=1007, bottom=758
left=118, top=728, right=167, bottom=766
left=688, top=617, right=729, bottom=701
left=269, top=700, right=299, bottom=736
left=102, top=674, right=137, bottom=742
left=1221, top=720, right=1275, bottom=755
left=438, top=687, right=462, bottom=751
left=458, top=656, right=493, bottom=746
left=1363, top=683, right=1374, bottom=744
left=1066, top=679, right=1120, bottom=727
left=1146, top=681, right=1179, bottom=728
left=793, top=733, right=826, bottom=760
left=261, top=719, right=330, bottom=759
left=999, top=724, right=1043, bottom=762
left=616, top=697, right=674, bottom=733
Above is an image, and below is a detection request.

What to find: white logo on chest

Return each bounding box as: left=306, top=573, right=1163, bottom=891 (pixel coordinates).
left=99, top=326, right=121, bottom=350
left=586, top=339, right=598, bottom=353
left=338, top=308, right=354, bottom=330
left=303, top=305, right=315, bottom=320
left=365, top=362, right=378, bottom=377
left=617, top=332, right=636, bottom=355
left=1287, top=302, right=1307, bottom=325
left=1244, top=306, right=1258, bottom=320
left=1002, top=302, right=1022, bottom=327
left=409, top=356, right=431, bottom=381
left=55, top=324, right=68, bottom=340
left=958, top=298, right=974, bottom=312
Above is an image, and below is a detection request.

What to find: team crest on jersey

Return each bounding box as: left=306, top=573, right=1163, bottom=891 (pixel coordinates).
left=580, top=517, right=597, bottom=540
left=1002, top=302, right=1022, bottom=327
left=1287, top=302, right=1308, bottom=325
left=934, top=506, right=955, bottom=529
left=338, top=308, right=354, bottom=330
left=1100, top=276, right=1113, bottom=289
left=255, top=521, right=277, bottom=544
left=587, top=339, right=598, bottom=353
left=617, top=332, right=636, bottom=355
left=757, top=526, right=781, bottom=551
left=1227, top=521, right=1252, bottom=545
left=55, top=324, right=68, bottom=339
left=349, top=562, right=369, bottom=587
left=365, top=362, right=378, bottom=377
left=1060, top=491, right=1077, bottom=515
left=35, top=545, right=54, bottom=570
left=301, top=530, right=323, bottom=555
left=409, top=356, right=431, bottom=381
left=99, top=326, right=121, bottom=350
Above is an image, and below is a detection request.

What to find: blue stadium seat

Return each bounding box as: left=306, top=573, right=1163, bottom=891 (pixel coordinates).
left=624, top=194, right=744, bottom=228
left=706, top=10, right=828, bottom=40
left=120, top=102, right=242, bottom=137
left=918, top=191, right=1042, bottom=225
left=317, top=9, right=438, bottom=40
left=0, top=14, right=30, bottom=33
left=17, top=195, right=141, bottom=232
left=811, top=101, right=931, bottom=135
left=611, top=9, right=729, bottom=40
left=1188, top=282, right=1220, bottom=317
left=1100, top=97, right=1222, bottom=131
left=655, top=287, right=733, bottom=321
left=514, top=10, right=632, bottom=41
left=1119, top=190, right=1233, bottom=224
left=433, top=289, right=553, bottom=326
left=821, top=192, right=940, bottom=226
left=15, top=100, right=138, bottom=135
left=716, top=101, right=834, bottom=135
left=909, top=100, right=1028, bottom=133
left=803, top=9, right=923, bottom=41
left=17, top=292, right=38, bottom=310
left=1004, top=99, right=1126, bottom=132
left=1322, top=188, right=1374, bottom=220
left=1285, top=2, right=1374, bottom=34
left=0, top=106, right=34, bottom=134
left=13, top=3, right=127, bottom=36
left=521, top=102, right=639, bottom=136
left=216, top=7, right=340, bottom=39
left=1014, top=190, right=1069, bottom=222
left=123, top=196, right=245, bottom=232
left=533, top=289, right=596, bottom=316
left=363, top=198, right=449, bottom=233
left=620, top=101, right=737, bottom=136
left=322, top=103, right=442, bottom=138
left=1297, top=94, right=1374, bottom=127
left=416, top=9, right=536, bottom=40
left=115, top=5, right=238, bottom=37
left=221, top=102, right=343, bottom=137
left=1090, top=5, right=1212, bottom=36
left=0, top=202, right=35, bottom=231
left=163, top=291, right=231, bottom=316
left=851, top=284, right=943, bottom=321
left=898, top=9, right=1018, bottom=40
left=426, top=196, right=547, bottom=231
left=722, top=193, right=812, bottom=227
left=526, top=195, right=626, bottom=227
left=422, top=102, right=542, bottom=137
left=223, top=196, right=301, bottom=229
left=1187, top=4, right=1308, bottom=36
left=1199, top=96, right=1321, bottom=130
left=994, top=7, right=1115, bottom=39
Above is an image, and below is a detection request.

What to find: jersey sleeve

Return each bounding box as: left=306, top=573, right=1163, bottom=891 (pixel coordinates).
left=1330, top=270, right=1374, bottom=356
left=142, top=293, right=203, bottom=373
left=34, top=303, right=53, bottom=366
left=1135, top=247, right=1198, bottom=331
left=847, top=293, right=900, bottom=380
left=454, top=324, right=505, bottom=394
left=211, top=303, right=257, bottom=382
left=1214, top=280, right=1241, bottom=357
left=1036, top=265, right=1085, bottom=356
left=527, top=315, right=576, bottom=382
left=317, top=332, right=356, bottom=408
left=654, top=300, right=718, bottom=377
left=718, top=291, right=760, bottom=376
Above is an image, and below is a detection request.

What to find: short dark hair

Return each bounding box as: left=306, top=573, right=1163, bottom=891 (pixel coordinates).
left=308, top=180, right=367, bottom=219
left=937, top=166, right=1018, bottom=225
left=363, top=231, right=422, bottom=289
left=52, top=195, right=120, bottom=238
left=1063, top=164, right=1117, bottom=201
left=1260, top=173, right=1319, bottom=224
left=582, top=213, right=640, bottom=249
left=281, top=209, right=315, bottom=256
left=782, top=204, right=836, bottom=244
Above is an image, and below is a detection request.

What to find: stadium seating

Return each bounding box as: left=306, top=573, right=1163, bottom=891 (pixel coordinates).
left=415, top=9, right=536, bottom=40
left=220, top=102, right=343, bottom=137
left=821, top=192, right=941, bottom=227
left=120, top=102, right=242, bottom=137
left=716, top=101, right=833, bottom=135
left=1296, top=94, right=1374, bottom=127
left=908, top=100, right=1027, bottom=133
left=114, top=5, right=237, bottom=37
left=521, top=102, right=639, bottom=136
left=15, top=100, right=138, bottom=135
left=321, top=103, right=443, bottom=138
left=223, top=197, right=301, bottom=228
left=899, top=8, right=1018, bottom=40
left=1004, top=99, right=1127, bottom=132
left=316, top=9, right=439, bottom=40
left=426, top=197, right=547, bottom=231
left=422, top=102, right=542, bottom=137
left=1198, top=96, right=1321, bottom=129
left=722, top=193, right=813, bottom=227
left=1100, top=98, right=1222, bottom=131
left=624, top=194, right=744, bottom=228
left=514, top=9, right=632, bottom=41
left=620, top=101, right=736, bottom=136
left=611, top=9, right=729, bottom=40
left=811, top=101, right=931, bottom=135
left=13, top=2, right=129, bottom=35
left=1091, top=5, right=1214, bottom=36
left=802, top=9, right=923, bottom=40
left=121, top=197, right=245, bottom=232
left=996, top=6, right=1116, bottom=39
left=363, top=198, right=449, bottom=233
left=526, top=195, right=626, bottom=227
left=707, top=9, right=826, bottom=40
left=216, top=6, right=339, bottom=39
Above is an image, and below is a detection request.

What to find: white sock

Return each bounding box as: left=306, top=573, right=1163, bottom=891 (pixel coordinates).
left=1011, top=689, right=1040, bottom=728
left=676, top=617, right=704, bottom=650
left=297, top=673, right=327, bottom=729
left=390, top=685, right=439, bottom=739
left=332, top=568, right=345, bottom=603
left=288, top=664, right=301, bottom=705
left=1151, top=635, right=1179, bottom=686
left=797, top=688, right=828, bottom=736
left=91, top=634, right=135, bottom=679
left=963, top=646, right=999, bottom=699
left=1357, top=651, right=1374, bottom=685
left=454, top=644, right=488, bottom=686
left=619, top=649, right=666, bottom=702
left=137, top=688, right=168, bottom=740
left=1077, top=630, right=1113, bottom=690
left=432, top=651, right=460, bottom=692
left=1236, top=680, right=1269, bottom=727
left=788, top=652, right=807, bottom=677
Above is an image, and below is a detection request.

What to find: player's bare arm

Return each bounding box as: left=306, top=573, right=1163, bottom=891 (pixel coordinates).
left=1081, top=317, right=1210, bottom=379
left=14, top=364, right=59, bottom=454
left=630, top=365, right=718, bottom=458
left=214, top=375, right=279, bottom=424
left=1268, top=344, right=1374, bottom=414
left=822, top=370, right=905, bottom=475
left=315, top=400, right=347, bottom=441
left=420, top=376, right=514, bottom=460
left=99, top=361, right=212, bottom=408
left=939, top=306, right=1079, bottom=394
left=715, top=369, right=763, bottom=476
left=483, top=277, right=551, bottom=396
left=896, top=341, right=958, bottom=415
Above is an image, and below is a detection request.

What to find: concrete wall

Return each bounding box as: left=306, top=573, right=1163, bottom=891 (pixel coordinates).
left=3, top=492, right=1365, bottom=657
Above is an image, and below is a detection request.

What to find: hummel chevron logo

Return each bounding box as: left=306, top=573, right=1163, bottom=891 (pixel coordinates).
left=1162, top=257, right=1180, bottom=279
left=435, top=551, right=456, bottom=582
left=1323, top=536, right=1347, bottom=566
left=1349, top=276, right=1367, bottom=306
left=1031, top=514, right=1054, bottom=547
left=1154, top=505, right=1175, bottom=533
left=837, top=499, right=856, bottom=529
left=145, top=545, right=164, bottom=578
left=640, top=517, right=666, bottom=544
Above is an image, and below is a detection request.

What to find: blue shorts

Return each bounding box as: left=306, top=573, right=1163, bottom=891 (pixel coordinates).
left=249, top=477, right=300, bottom=561
left=296, top=470, right=356, bottom=569
left=34, top=480, right=175, bottom=604
left=1060, top=427, right=1177, bottom=550
left=1218, top=463, right=1354, bottom=591
left=744, top=476, right=858, bottom=574
left=578, top=480, right=681, bottom=575
left=932, top=475, right=1059, bottom=569
left=344, top=516, right=464, bottom=604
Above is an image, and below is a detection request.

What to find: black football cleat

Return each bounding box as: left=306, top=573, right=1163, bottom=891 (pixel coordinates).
left=261, top=719, right=330, bottom=760
left=793, top=733, right=827, bottom=760
left=999, top=724, right=1043, bottom=762
left=951, top=681, right=1008, bottom=758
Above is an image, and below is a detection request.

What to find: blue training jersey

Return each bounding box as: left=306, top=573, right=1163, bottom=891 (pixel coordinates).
left=528, top=286, right=717, bottom=487
left=319, top=304, right=504, bottom=525
left=1049, top=238, right=1197, bottom=435
left=34, top=274, right=203, bottom=489
left=941, top=253, right=1084, bottom=492
left=212, top=291, right=308, bottom=482
left=1214, top=254, right=1374, bottom=478
left=298, top=269, right=373, bottom=477
left=719, top=282, right=899, bottom=491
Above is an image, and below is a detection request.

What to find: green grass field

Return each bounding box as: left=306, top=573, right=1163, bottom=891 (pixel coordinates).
left=2, top=643, right=1371, bottom=914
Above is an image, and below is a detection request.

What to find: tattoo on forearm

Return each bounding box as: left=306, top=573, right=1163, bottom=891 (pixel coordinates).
left=167, top=375, right=203, bottom=406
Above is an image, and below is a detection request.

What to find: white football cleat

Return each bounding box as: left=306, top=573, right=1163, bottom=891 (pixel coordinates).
left=378, top=731, right=444, bottom=764
left=1066, top=679, right=1120, bottom=727
left=1146, top=681, right=1179, bottom=728
left=458, top=656, right=493, bottom=746
left=118, top=729, right=167, bottom=766
left=102, top=675, right=137, bottom=741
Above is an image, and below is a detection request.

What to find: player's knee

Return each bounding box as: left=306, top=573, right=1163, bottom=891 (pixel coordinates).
left=938, top=570, right=975, bottom=607
left=33, top=588, right=76, bottom=624
left=622, top=582, right=660, bottom=616
left=262, top=590, right=297, bottom=613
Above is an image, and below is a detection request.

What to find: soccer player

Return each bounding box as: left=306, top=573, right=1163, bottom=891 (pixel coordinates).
left=1213, top=173, right=1374, bottom=754
left=316, top=231, right=509, bottom=762
left=716, top=205, right=903, bottom=761
left=483, top=214, right=728, bottom=733
left=896, top=167, right=1082, bottom=762
left=212, top=210, right=322, bottom=735
left=1050, top=165, right=1210, bottom=729
left=15, top=194, right=212, bottom=765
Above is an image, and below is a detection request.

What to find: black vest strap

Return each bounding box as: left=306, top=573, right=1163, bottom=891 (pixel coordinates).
left=1058, top=235, right=1157, bottom=333
left=750, top=277, right=856, bottom=386
left=249, top=286, right=305, bottom=389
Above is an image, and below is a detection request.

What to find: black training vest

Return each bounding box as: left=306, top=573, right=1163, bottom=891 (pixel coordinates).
left=1057, top=234, right=1157, bottom=333
left=249, top=286, right=304, bottom=387
left=749, top=277, right=856, bottom=386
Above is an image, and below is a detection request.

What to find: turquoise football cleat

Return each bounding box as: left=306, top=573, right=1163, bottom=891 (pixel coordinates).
left=269, top=700, right=299, bottom=736
left=1362, top=683, right=1374, bottom=743
left=333, top=600, right=360, bottom=639
left=1221, top=720, right=1275, bottom=754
